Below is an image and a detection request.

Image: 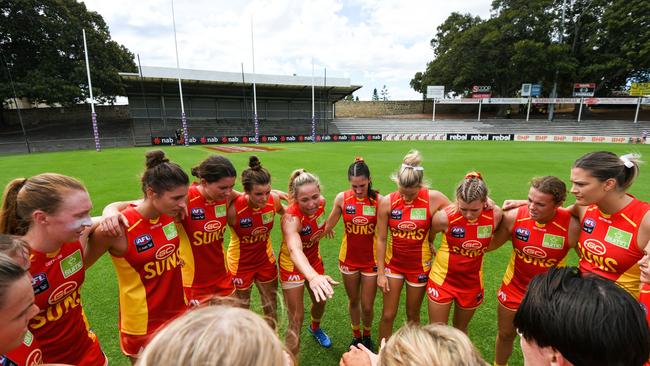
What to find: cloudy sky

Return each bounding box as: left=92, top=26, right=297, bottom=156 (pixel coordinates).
left=82, top=0, right=492, bottom=100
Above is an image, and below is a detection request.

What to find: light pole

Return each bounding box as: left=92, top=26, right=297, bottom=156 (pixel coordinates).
left=548, top=0, right=567, bottom=121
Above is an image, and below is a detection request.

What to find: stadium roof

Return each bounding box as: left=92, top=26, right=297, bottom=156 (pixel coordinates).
left=119, top=66, right=361, bottom=102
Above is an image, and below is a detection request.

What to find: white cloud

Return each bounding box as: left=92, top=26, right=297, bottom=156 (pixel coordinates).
left=82, top=0, right=491, bottom=100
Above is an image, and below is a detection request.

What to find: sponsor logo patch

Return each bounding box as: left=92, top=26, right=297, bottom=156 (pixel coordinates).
left=605, top=226, right=632, bottom=249
left=390, top=209, right=402, bottom=220
left=428, top=287, right=439, bottom=298
left=362, top=205, right=376, bottom=216
left=204, top=220, right=222, bottom=232
left=410, top=208, right=427, bottom=220
left=397, top=221, right=417, bottom=231
left=155, top=244, right=176, bottom=260
left=515, top=227, right=530, bottom=242
left=60, top=250, right=83, bottom=278
left=162, top=222, right=178, bottom=240
left=190, top=207, right=205, bottom=220
left=542, top=234, right=565, bottom=249
left=477, top=225, right=492, bottom=239
left=32, top=272, right=50, bottom=295
left=261, top=211, right=274, bottom=224
left=352, top=216, right=369, bottom=225
left=48, top=281, right=78, bottom=305
left=451, top=226, right=465, bottom=238
left=345, top=205, right=356, bottom=215
left=134, top=234, right=154, bottom=253
left=214, top=204, right=227, bottom=218
left=417, top=273, right=428, bottom=283
left=239, top=217, right=253, bottom=228
left=462, top=240, right=482, bottom=250
left=301, top=225, right=313, bottom=236
left=252, top=226, right=268, bottom=236
left=582, top=218, right=596, bottom=233
left=523, top=246, right=547, bottom=259
left=583, top=239, right=606, bottom=256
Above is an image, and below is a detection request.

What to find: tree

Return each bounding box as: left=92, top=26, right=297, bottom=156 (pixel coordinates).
left=355, top=96, right=359, bottom=101
left=344, top=94, right=354, bottom=101
left=380, top=85, right=389, bottom=101
left=0, top=0, right=136, bottom=110
left=411, top=0, right=648, bottom=98
left=372, top=88, right=379, bottom=101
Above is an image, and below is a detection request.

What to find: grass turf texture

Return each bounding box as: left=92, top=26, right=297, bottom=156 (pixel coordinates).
left=2, top=141, right=649, bottom=366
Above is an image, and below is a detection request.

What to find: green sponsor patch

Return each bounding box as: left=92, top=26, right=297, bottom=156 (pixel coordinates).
left=60, top=249, right=83, bottom=278
left=362, top=205, right=376, bottom=216
left=23, top=330, right=33, bottom=346
left=477, top=225, right=492, bottom=239
left=605, top=226, right=632, bottom=249
left=214, top=204, right=227, bottom=218
left=317, top=214, right=326, bottom=228
left=410, top=208, right=427, bottom=220
left=262, top=211, right=274, bottom=224
left=163, top=222, right=178, bottom=240
left=542, top=234, right=565, bottom=249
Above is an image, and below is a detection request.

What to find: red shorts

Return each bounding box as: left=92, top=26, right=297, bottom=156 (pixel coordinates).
left=339, top=260, right=377, bottom=276
left=75, top=339, right=107, bottom=366
left=497, top=281, right=526, bottom=310
left=231, top=260, right=278, bottom=289
left=384, top=263, right=429, bottom=287
left=426, top=279, right=484, bottom=309
left=120, top=332, right=155, bottom=358
left=280, top=257, right=324, bottom=288
left=184, top=282, right=235, bottom=305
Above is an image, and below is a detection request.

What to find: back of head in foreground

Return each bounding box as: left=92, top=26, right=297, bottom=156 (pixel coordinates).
left=514, top=266, right=650, bottom=366
left=136, top=305, right=290, bottom=366
left=379, top=323, right=487, bottom=366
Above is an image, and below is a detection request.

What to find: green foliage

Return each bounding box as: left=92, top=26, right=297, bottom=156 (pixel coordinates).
left=2, top=141, right=649, bottom=366
left=372, top=88, right=379, bottom=101
left=0, top=0, right=136, bottom=107
left=412, top=0, right=649, bottom=97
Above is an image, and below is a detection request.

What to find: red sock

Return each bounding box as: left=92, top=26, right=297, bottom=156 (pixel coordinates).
left=311, top=319, right=320, bottom=331
left=352, top=325, right=361, bottom=338
left=363, top=326, right=371, bottom=337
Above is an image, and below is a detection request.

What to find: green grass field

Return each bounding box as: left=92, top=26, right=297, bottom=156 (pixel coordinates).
left=2, top=141, right=649, bottom=366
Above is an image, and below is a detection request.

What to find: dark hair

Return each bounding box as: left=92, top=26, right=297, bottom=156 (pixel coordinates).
left=0, top=252, right=28, bottom=309
left=530, top=176, right=566, bottom=204
left=348, top=157, right=378, bottom=200
left=0, top=173, right=87, bottom=235
left=574, top=151, right=640, bottom=191
left=191, top=155, right=236, bottom=183
left=241, top=156, right=271, bottom=193
left=141, top=150, right=189, bottom=195
left=514, top=267, right=650, bottom=366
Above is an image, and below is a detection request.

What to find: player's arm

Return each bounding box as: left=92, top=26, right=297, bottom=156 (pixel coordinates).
left=493, top=204, right=504, bottom=229
left=487, top=209, right=515, bottom=251
left=281, top=214, right=337, bottom=302
left=429, top=190, right=452, bottom=212
left=272, top=192, right=285, bottom=216
left=226, top=199, right=238, bottom=227
left=324, top=192, right=344, bottom=238
left=636, top=211, right=650, bottom=251
left=568, top=215, right=580, bottom=249
left=376, top=196, right=391, bottom=293
left=86, top=219, right=127, bottom=268
left=99, top=199, right=141, bottom=236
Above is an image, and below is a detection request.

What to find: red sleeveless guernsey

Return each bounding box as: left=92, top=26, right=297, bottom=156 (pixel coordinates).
left=2, top=330, right=42, bottom=366
left=339, top=189, right=378, bottom=267
left=279, top=199, right=326, bottom=271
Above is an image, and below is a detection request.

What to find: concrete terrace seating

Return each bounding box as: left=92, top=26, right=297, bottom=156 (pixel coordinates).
left=332, top=118, right=650, bottom=137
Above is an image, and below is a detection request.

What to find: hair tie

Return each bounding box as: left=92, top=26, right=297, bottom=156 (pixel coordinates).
left=620, top=153, right=640, bottom=168
left=355, top=156, right=364, bottom=163
left=464, top=171, right=482, bottom=180
left=401, top=164, right=424, bottom=171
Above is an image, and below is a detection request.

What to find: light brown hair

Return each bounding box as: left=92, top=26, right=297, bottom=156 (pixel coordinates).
left=456, top=171, right=488, bottom=203
left=530, top=176, right=567, bottom=204
left=242, top=156, right=271, bottom=192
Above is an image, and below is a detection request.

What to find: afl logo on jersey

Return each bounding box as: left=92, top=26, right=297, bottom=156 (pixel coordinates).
left=155, top=244, right=176, bottom=260
left=451, top=226, right=465, bottom=238
left=191, top=207, right=205, bottom=220
left=240, top=217, right=253, bottom=228
left=204, top=220, right=222, bottom=232
left=300, top=225, right=313, bottom=236
left=32, top=272, right=50, bottom=295
left=523, top=246, right=547, bottom=259
left=134, top=234, right=154, bottom=253
left=352, top=216, right=369, bottom=225
left=582, top=218, right=596, bottom=234
left=397, top=221, right=417, bottom=231
left=48, top=281, right=78, bottom=305
left=252, top=226, right=269, bottom=236
left=345, top=205, right=356, bottom=215
left=390, top=209, right=402, bottom=220
left=515, top=227, right=530, bottom=242
left=462, top=240, right=482, bottom=250
left=583, top=238, right=606, bottom=256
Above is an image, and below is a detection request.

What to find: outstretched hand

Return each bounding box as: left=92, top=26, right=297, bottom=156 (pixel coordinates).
left=308, top=274, right=339, bottom=302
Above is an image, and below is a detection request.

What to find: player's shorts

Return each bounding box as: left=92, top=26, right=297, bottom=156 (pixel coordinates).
left=183, top=280, right=236, bottom=305
left=119, top=332, right=154, bottom=358
left=426, top=279, right=484, bottom=309
left=339, top=260, right=377, bottom=276
left=384, top=263, right=429, bottom=287
left=280, top=257, right=324, bottom=289
left=497, top=281, right=526, bottom=310
left=60, top=333, right=107, bottom=366
left=231, top=260, right=278, bottom=290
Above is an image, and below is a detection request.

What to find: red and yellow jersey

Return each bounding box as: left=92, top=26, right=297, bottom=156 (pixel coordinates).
left=178, top=183, right=230, bottom=292
left=640, top=283, right=650, bottom=327
left=2, top=331, right=42, bottom=366
left=578, top=196, right=650, bottom=298
left=430, top=206, right=495, bottom=290
left=386, top=188, right=432, bottom=273
left=501, top=206, right=571, bottom=293
left=339, top=190, right=378, bottom=267
left=279, top=199, right=326, bottom=272
left=28, top=241, right=100, bottom=364
left=111, top=206, right=187, bottom=336
left=227, top=194, right=277, bottom=274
